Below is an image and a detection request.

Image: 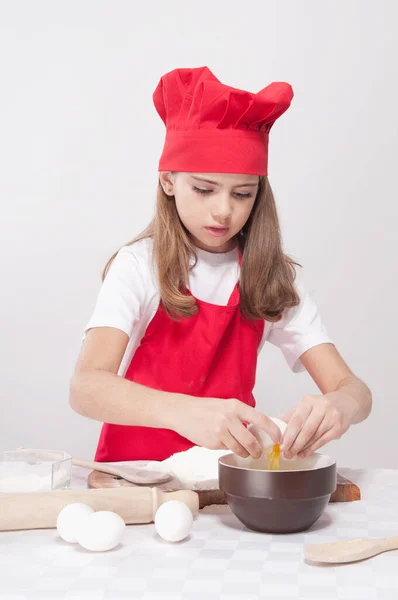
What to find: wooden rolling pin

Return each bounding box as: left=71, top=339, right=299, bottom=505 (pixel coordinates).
left=0, top=487, right=199, bottom=532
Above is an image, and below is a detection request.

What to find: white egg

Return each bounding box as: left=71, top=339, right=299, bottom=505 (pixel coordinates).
left=75, top=511, right=125, bottom=552
left=249, top=416, right=287, bottom=451
left=155, top=500, right=193, bottom=543
left=56, top=503, right=94, bottom=543
left=270, top=417, right=287, bottom=435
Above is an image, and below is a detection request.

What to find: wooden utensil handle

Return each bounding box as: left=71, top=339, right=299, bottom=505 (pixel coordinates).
left=383, top=536, right=398, bottom=551
left=0, top=487, right=199, bottom=531
left=16, top=449, right=119, bottom=475
left=70, top=458, right=119, bottom=473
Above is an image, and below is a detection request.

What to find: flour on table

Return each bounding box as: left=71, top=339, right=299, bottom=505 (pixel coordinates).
left=146, top=446, right=230, bottom=490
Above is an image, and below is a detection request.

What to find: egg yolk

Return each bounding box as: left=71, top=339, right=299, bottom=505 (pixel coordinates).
left=266, top=443, right=281, bottom=470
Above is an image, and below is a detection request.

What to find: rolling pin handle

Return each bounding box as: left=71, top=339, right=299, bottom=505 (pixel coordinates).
left=151, top=488, right=199, bottom=518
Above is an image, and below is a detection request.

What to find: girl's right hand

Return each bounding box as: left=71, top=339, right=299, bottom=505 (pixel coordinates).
left=171, top=397, right=282, bottom=459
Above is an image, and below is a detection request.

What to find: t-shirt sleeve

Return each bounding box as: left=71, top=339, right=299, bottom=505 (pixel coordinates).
left=266, top=269, right=333, bottom=373
left=83, top=246, right=147, bottom=340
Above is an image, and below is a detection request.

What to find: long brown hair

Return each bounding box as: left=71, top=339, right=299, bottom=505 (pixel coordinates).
left=103, top=176, right=301, bottom=321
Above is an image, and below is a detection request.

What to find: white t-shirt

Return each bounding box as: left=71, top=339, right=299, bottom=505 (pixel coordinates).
left=84, top=238, right=332, bottom=376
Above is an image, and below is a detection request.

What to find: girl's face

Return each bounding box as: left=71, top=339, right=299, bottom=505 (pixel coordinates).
left=161, top=172, right=259, bottom=253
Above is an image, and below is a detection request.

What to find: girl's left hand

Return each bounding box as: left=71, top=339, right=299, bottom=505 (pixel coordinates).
left=279, top=393, right=351, bottom=458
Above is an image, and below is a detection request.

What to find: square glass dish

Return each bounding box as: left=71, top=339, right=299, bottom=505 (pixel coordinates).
left=0, top=449, right=72, bottom=493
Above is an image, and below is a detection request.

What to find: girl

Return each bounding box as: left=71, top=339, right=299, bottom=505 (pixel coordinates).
left=70, top=66, right=372, bottom=463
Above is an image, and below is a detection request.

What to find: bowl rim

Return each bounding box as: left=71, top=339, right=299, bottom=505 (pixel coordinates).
left=218, top=451, right=336, bottom=473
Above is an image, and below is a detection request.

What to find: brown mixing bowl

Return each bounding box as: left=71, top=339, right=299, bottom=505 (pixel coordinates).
left=218, top=452, right=336, bottom=533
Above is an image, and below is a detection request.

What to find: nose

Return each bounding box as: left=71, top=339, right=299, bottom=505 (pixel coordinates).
left=211, top=193, right=232, bottom=223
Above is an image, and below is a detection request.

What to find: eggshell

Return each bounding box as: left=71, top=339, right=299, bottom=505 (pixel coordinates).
left=75, top=511, right=125, bottom=552
left=270, top=417, right=288, bottom=435
left=249, top=416, right=287, bottom=451
left=56, top=503, right=94, bottom=543
left=155, top=500, right=193, bottom=543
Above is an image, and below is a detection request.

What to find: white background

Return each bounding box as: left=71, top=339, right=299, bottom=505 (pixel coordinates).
left=1, top=0, right=396, bottom=468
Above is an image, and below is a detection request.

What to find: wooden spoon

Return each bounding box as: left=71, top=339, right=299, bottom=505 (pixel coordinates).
left=16, top=448, right=172, bottom=485
left=305, top=536, right=398, bottom=564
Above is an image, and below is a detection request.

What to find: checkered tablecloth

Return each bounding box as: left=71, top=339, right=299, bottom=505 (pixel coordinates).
left=1, top=467, right=398, bottom=599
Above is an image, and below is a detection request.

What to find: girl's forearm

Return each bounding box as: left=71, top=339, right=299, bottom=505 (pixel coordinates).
left=70, top=370, right=280, bottom=457
left=69, top=369, right=183, bottom=429
left=328, top=375, right=372, bottom=425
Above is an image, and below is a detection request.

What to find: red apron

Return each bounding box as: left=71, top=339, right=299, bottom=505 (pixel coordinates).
left=94, top=283, right=264, bottom=462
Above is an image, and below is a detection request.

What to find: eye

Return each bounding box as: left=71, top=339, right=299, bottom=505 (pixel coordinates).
left=193, top=186, right=253, bottom=199
left=234, top=192, right=253, bottom=199
left=193, top=186, right=212, bottom=195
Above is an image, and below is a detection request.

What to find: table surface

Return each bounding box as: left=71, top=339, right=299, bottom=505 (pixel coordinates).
left=1, top=467, right=398, bottom=600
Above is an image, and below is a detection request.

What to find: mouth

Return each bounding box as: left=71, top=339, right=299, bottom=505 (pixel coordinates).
left=205, top=226, right=229, bottom=237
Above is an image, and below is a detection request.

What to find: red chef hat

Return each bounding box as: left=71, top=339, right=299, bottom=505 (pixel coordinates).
left=153, top=66, right=293, bottom=176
